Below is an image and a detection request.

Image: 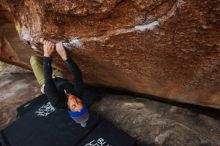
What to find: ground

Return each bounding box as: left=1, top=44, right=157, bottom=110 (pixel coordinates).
left=0, top=64, right=220, bottom=146
left=0, top=64, right=40, bottom=130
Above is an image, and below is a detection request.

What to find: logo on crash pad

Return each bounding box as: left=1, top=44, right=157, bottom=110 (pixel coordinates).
left=85, top=138, right=112, bottom=146
left=35, top=102, right=55, bottom=117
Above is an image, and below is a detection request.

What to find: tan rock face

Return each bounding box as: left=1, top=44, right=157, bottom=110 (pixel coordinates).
left=0, top=4, right=32, bottom=70
left=1, top=0, right=220, bottom=108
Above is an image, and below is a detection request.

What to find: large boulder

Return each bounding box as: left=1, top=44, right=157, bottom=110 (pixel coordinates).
left=1, top=0, right=220, bottom=108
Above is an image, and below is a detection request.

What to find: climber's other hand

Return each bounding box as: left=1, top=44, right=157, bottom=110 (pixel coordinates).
left=43, top=40, right=55, bottom=57
left=56, top=42, right=67, bottom=60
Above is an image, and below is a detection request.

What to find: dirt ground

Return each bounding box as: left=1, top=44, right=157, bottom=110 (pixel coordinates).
left=0, top=65, right=220, bottom=146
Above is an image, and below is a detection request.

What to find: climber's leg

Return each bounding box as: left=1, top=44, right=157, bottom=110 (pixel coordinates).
left=52, top=67, right=64, bottom=78
left=30, top=55, right=64, bottom=86
left=30, top=55, right=45, bottom=86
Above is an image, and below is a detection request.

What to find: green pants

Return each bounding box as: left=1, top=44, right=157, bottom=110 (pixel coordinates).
left=30, top=55, right=64, bottom=86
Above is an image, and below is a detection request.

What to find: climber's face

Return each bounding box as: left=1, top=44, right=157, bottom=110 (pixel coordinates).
left=67, top=94, right=83, bottom=112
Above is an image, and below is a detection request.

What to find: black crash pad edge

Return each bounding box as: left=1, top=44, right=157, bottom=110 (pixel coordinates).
left=16, top=94, right=47, bottom=118
left=73, top=119, right=103, bottom=146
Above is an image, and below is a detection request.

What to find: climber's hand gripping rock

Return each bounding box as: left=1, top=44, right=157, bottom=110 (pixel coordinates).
left=43, top=40, right=55, bottom=57
left=56, top=42, right=68, bottom=60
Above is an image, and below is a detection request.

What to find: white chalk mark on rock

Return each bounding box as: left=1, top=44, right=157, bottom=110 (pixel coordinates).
left=63, top=42, right=73, bottom=51
left=63, top=37, right=85, bottom=51
left=135, top=21, right=160, bottom=31
left=19, top=27, right=32, bottom=42
left=89, top=37, right=101, bottom=42
left=69, top=38, right=84, bottom=49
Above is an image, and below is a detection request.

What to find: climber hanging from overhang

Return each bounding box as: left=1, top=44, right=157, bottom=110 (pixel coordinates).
left=30, top=40, right=100, bottom=127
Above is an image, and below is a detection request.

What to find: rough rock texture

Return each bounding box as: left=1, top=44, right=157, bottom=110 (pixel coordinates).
left=92, top=95, right=220, bottom=146
left=1, top=0, right=220, bottom=108
left=0, top=4, right=33, bottom=70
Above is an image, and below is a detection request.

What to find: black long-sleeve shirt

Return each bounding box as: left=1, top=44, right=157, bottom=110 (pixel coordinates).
left=43, top=57, right=84, bottom=109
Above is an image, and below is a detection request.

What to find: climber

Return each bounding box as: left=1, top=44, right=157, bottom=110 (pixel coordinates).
left=30, top=40, right=89, bottom=127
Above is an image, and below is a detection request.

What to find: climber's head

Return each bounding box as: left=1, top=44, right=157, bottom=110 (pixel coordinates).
left=66, top=93, right=83, bottom=112
left=65, top=91, right=89, bottom=127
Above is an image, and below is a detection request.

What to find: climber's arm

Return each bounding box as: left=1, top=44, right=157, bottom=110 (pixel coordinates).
left=64, top=58, right=84, bottom=96
left=56, top=42, right=84, bottom=97
left=43, top=41, right=65, bottom=109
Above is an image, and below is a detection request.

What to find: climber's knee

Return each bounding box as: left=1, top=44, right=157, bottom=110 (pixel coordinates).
left=30, top=55, right=42, bottom=67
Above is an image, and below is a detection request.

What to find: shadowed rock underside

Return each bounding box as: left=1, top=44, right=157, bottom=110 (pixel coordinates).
left=0, top=0, right=220, bottom=108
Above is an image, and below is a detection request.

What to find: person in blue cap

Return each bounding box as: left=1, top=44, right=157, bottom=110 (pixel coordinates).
left=30, top=40, right=89, bottom=127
